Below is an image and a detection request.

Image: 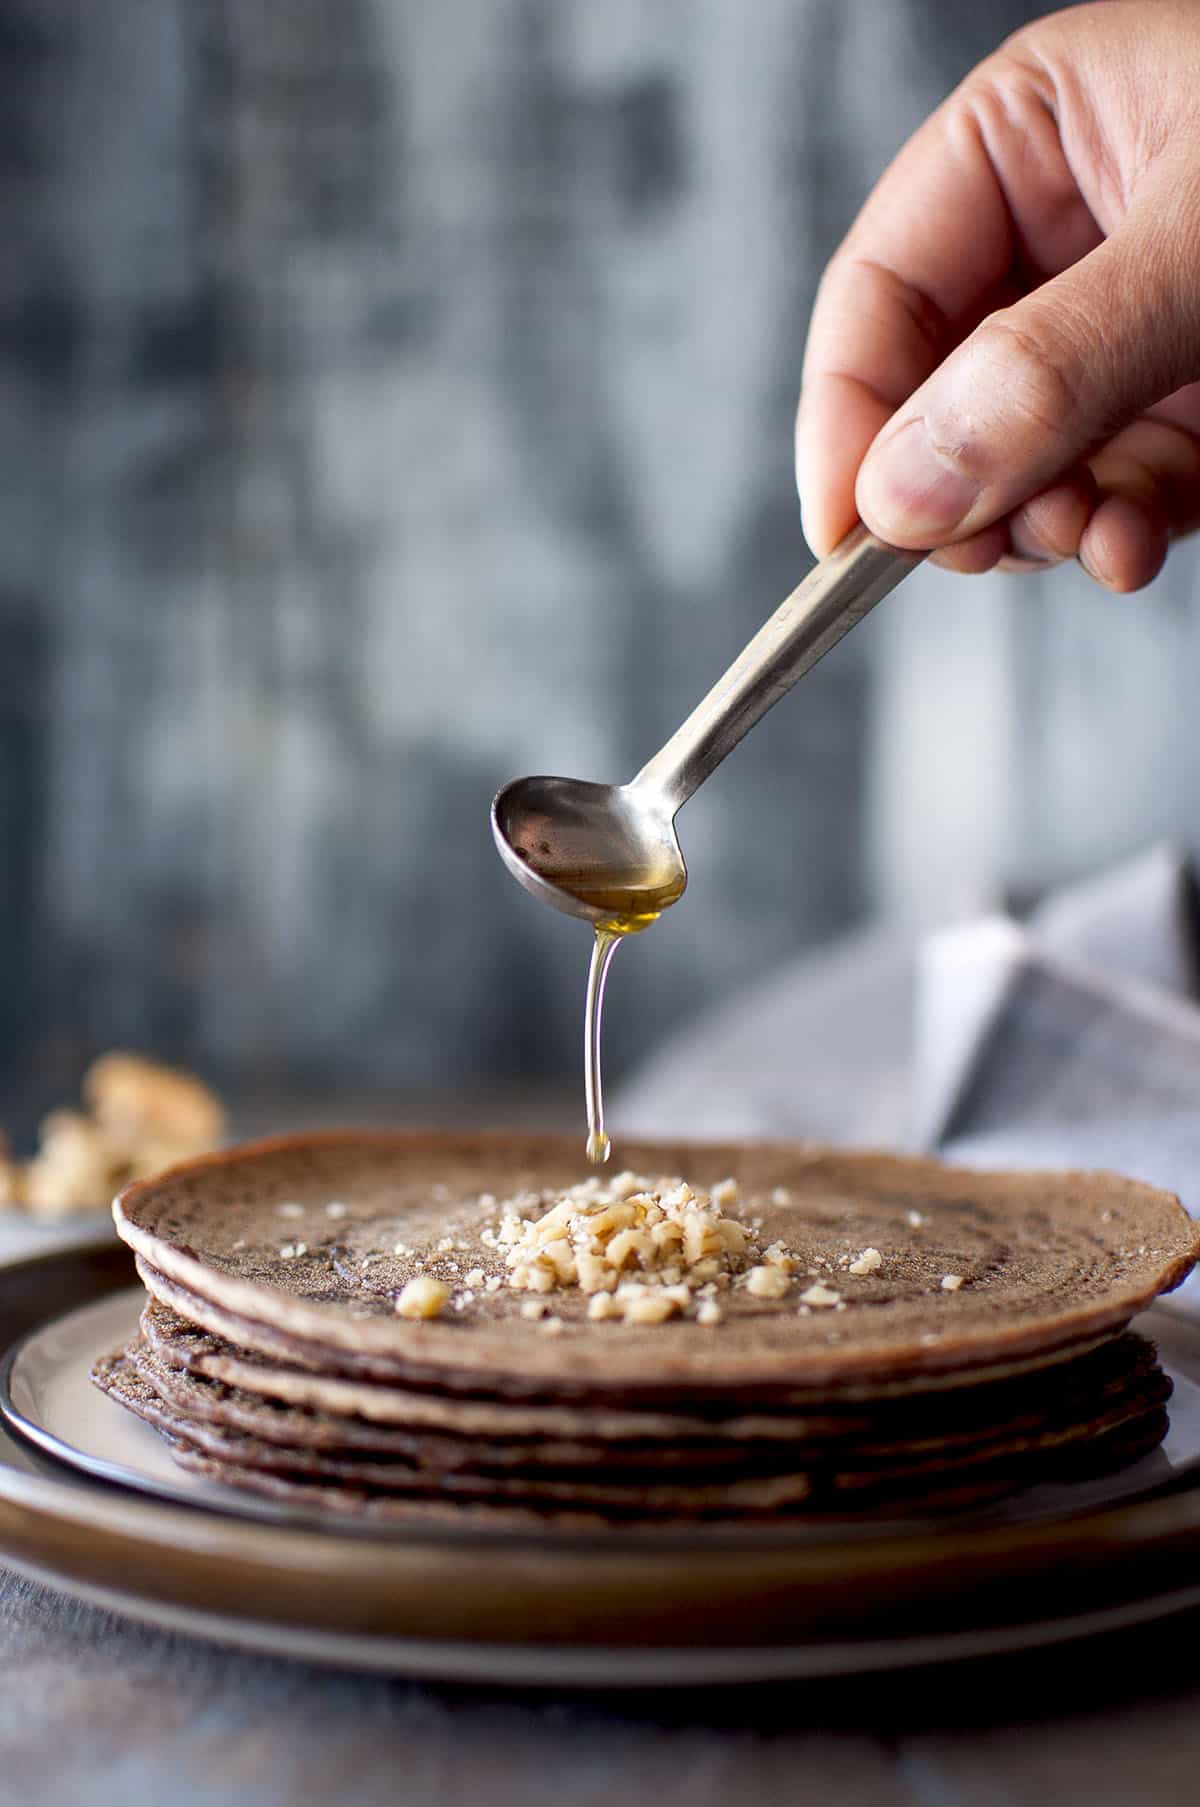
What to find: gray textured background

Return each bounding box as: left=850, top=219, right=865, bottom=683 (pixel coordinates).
left=3, top=0, right=1198, bottom=1122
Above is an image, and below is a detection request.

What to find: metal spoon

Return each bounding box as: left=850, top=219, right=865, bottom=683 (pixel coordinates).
left=492, top=523, right=924, bottom=925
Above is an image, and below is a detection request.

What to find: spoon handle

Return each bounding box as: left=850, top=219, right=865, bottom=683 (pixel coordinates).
left=631, top=524, right=924, bottom=813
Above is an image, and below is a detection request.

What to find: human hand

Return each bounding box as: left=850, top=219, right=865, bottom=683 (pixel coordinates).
left=795, top=0, right=1200, bottom=591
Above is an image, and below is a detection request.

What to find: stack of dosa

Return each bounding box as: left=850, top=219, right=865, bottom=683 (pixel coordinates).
left=94, top=1134, right=1200, bottom=1527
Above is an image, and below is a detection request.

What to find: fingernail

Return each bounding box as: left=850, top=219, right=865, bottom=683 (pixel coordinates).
left=1008, top=515, right=1058, bottom=567
left=858, top=418, right=980, bottom=541
left=1078, top=542, right=1106, bottom=585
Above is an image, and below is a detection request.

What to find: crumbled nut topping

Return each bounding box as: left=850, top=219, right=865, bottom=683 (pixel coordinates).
left=483, top=1171, right=792, bottom=1326
left=395, top=1275, right=450, bottom=1319
left=377, top=1171, right=965, bottom=1338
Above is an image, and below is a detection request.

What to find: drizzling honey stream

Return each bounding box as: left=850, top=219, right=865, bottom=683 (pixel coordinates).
left=566, top=870, right=687, bottom=1166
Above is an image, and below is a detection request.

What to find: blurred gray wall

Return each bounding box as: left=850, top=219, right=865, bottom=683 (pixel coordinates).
left=3, top=0, right=1198, bottom=1108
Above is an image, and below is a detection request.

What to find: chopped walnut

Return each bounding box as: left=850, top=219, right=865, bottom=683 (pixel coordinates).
left=799, top=1283, right=841, bottom=1309
left=621, top=1293, right=679, bottom=1325
left=395, top=1276, right=450, bottom=1319
left=745, top=1264, right=790, bottom=1300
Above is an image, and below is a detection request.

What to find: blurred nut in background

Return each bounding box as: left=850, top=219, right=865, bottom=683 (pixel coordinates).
left=1, top=1054, right=225, bottom=1219
left=84, top=1053, right=225, bottom=1155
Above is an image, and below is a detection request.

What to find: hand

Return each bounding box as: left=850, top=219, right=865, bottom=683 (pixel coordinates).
left=795, top=0, right=1200, bottom=591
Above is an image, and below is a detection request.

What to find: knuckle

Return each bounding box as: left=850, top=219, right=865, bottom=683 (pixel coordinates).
left=969, top=310, right=1088, bottom=442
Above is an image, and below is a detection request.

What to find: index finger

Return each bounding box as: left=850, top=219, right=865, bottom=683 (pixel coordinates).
left=795, top=58, right=1098, bottom=555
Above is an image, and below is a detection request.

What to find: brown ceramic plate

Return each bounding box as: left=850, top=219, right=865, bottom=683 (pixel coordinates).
left=6, top=1240, right=1200, bottom=1684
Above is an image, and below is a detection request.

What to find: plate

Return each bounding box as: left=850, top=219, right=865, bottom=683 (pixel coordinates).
left=6, top=1242, right=1200, bottom=1684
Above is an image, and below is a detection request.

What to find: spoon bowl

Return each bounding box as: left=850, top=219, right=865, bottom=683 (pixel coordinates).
left=491, top=776, right=687, bottom=928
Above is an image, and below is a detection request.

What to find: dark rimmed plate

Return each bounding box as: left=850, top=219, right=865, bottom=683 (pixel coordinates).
left=5, top=1241, right=1200, bottom=1684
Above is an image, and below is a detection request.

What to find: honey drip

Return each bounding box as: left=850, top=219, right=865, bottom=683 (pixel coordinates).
left=581, top=887, right=684, bottom=1167
left=583, top=928, right=619, bottom=1166
left=531, top=861, right=687, bottom=1167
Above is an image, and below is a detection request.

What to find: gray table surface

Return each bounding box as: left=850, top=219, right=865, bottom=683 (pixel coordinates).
left=4, top=1105, right=1200, bottom=1807
left=3, top=1564, right=1200, bottom=1807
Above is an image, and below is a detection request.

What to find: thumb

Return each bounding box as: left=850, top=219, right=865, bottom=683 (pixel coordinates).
left=855, top=196, right=1200, bottom=548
